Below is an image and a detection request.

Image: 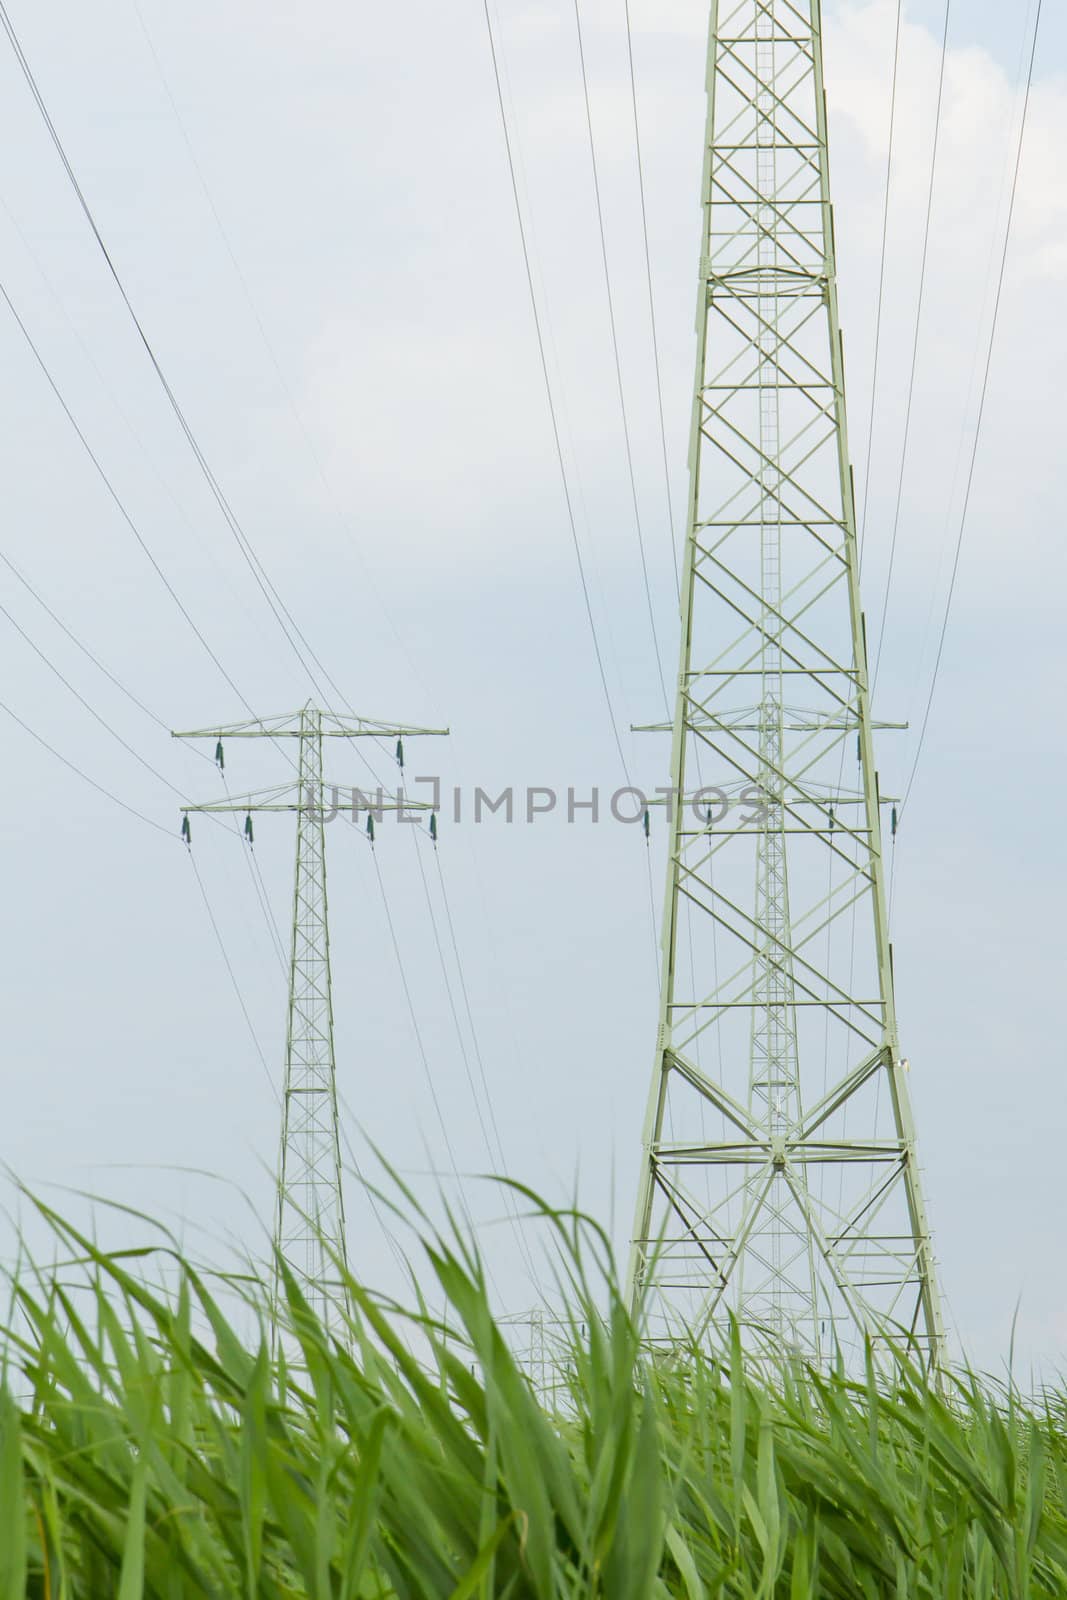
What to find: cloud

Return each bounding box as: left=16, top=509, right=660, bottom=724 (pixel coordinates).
left=292, top=0, right=1066, bottom=612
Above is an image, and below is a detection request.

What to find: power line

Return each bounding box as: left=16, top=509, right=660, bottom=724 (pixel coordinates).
left=333, top=1104, right=414, bottom=1286
left=0, top=275, right=250, bottom=711
left=367, top=843, right=474, bottom=1227
left=857, top=0, right=903, bottom=568
left=0, top=183, right=293, bottom=675
left=0, top=548, right=181, bottom=736
left=900, top=0, right=1043, bottom=817
left=368, top=838, right=511, bottom=1303
left=420, top=833, right=539, bottom=1284
left=826, top=0, right=906, bottom=889
left=243, top=835, right=289, bottom=976
left=0, top=10, right=491, bottom=1291
left=0, top=691, right=174, bottom=836
left=22, top=669, right=424, bottom=1293
left=136, top=0, right=641, bottom=1264
left=572, top=0, right=669, bottom=712
left=410, top=831, right=501, bottom=1174
left=0, top=545, right=294, bottom=975
left=4, top=5, right=441, bottom=814
left=0, top=593, right=196, bottom=800
left=1, top=536, right=307, bottom=993
left=428, top=842, right=512, bottom=1180
left=901, top=0, right=1041, bottom=726
left=622, top=0, right=680, bottom=600
left=186, top=761, right=416, bottom=1292
left=871, top=0, right=953, bottom=693
left=480, top=0, right=631, bottom=781
left=187, top=850, right=279, bottom=1108
left=0, top=272, right=313, bottom=798
left=0, top=0, right=345, bottom=712
left=0, top=581, right=316, bottom=936
left=191, top=838, right=412, bottom=1287
left=131, top=0, right=443, bottom=731
left=0, top=547, right=314, bottom=1011
left=620, top=4, right=718, bottom=1051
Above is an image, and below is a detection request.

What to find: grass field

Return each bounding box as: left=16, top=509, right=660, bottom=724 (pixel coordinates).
left=1, top=1190, right=1064, bottom=1598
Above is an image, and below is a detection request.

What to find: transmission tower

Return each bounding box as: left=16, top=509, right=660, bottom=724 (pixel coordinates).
left=176, top=705, right=445, bottom=1327
left=627, top=0, right=943, bottom=1367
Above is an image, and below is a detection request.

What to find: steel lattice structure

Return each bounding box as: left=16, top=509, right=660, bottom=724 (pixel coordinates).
left=627, top=0, right=943, bottom=1366
left=177, top=706, right=444, bottom=1328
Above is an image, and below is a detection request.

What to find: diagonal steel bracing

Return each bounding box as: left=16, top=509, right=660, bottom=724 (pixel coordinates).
left=627, top=0, right=943, bottom=1369
left=176, top=704, right=445, bottom=1332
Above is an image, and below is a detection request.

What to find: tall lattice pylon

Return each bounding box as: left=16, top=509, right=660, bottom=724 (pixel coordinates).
left=627, top=0, right=943, bottom=1367
left=176, top=705, right=445, bottom=1328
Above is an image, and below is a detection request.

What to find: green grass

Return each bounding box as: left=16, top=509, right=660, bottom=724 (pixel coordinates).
left=1, top=1188, right=1065, bottom=1597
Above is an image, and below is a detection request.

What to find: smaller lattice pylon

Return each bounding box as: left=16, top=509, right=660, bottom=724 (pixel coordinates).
left=174, top=703, right=447, bottom=1331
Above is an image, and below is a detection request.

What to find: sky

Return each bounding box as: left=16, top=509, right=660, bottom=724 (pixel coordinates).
left=0, top=0, right=1062, bottom=1376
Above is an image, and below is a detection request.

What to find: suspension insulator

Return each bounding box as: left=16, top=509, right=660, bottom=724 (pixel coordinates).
left=215, top=739, right=224, bottom=770
left=643, top=808, right=651, bottom=840
left=181, top=815, right=191, bottom=845
left=244, top=813, right=254, bottom=845
left=891, top=804, right=898, bottom=838
left=429, top=812, right=437, bottom=843
left=829, top=806, right=835, bottom=833
left=396, top=737, right=404, bottom=770
left=366, top=814, right=375, bottom=843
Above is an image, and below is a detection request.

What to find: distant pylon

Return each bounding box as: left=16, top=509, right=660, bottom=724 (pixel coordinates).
left=176, top=705, right=446, bottom=1328
left=626, top=0, right=943, bottom=1367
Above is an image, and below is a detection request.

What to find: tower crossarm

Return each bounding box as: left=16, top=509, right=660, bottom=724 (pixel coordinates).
left=180, top=784, right=430, bottom=816
left=174, top=703, right=445, bottom=1342
left=173, top=707, right=448, bottom=741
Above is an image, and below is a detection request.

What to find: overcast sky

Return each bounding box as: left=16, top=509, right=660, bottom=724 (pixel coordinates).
left=0, top=0, right=1062, bottom=1375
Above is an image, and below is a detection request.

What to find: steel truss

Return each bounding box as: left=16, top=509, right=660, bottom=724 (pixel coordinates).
left=627, top=0, right=943, bottom=1368
left=177, top=705, right=444, bottom=1330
